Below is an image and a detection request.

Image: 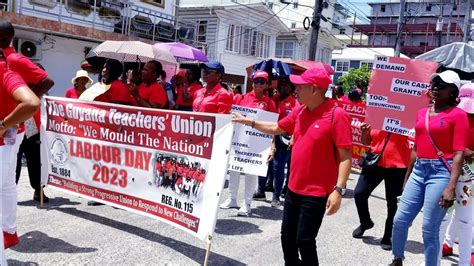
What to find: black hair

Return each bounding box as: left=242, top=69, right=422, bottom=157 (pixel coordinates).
left=105, top=59, right=122, bottom=81
left=234, top=85, right=242, bottom=94
left=0, top=19, right=14, bottom=37
left=147, top=60, right=163, bottom=78
left=160, top=70, right=167, bottom=79
left=187, top=65, right=201, bottom=82
left=221, top=83, right=229, bottom=90
left=348, top=88, right=362, bottom=102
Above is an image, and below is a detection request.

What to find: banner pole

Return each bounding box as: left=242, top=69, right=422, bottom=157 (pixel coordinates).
left=204, top=235, right=212, bottom=266
left=40, top=185, right=44, bottom=207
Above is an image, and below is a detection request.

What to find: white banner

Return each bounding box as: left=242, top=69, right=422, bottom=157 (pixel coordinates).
left=228, top=105, right=279, bottom=176
left=40, top=97, right=233, bottom=241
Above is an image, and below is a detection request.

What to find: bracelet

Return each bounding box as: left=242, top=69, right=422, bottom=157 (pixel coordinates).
left=251, top=119, right=255, bottom=128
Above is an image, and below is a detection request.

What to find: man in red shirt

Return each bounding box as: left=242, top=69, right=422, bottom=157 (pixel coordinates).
left=232, top=67, right=352, bottom=264
left=131, top=60, right=168, bottom=109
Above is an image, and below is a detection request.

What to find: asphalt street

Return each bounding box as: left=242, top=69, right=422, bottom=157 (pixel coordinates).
left=6, top=168, right=459, bottom=265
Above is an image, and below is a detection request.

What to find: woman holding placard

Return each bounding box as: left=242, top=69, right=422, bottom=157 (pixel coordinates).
left=389, top=71, right=469, bottom=266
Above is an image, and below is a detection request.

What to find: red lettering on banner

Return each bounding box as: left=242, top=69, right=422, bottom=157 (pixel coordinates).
left=70, top=140, right=122, bottom=165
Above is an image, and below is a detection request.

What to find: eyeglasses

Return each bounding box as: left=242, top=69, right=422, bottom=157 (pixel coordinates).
left=253, top=79, right=267, bottom=85
left=431, top=81, right=453, bottom=90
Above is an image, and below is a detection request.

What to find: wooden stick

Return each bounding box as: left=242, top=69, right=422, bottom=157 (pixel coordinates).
left=204, top=239, right=212, bottom=266
left=40, top=186, right=44, bottom=207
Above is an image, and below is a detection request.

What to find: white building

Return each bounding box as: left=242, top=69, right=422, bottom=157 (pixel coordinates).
left=178, top=2, right=289, bottom=84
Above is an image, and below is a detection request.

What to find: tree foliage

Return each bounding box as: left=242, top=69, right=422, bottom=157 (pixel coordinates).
left=337, top=67, right=371, bottom=93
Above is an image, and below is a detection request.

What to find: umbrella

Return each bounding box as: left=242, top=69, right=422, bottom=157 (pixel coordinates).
left=248, top=59, right=293, bottom=80
left=87, top=40, right=177, bottom=65
left=296, top=60, right=335, bottom=75
left=154, top=42, right=208, bottom=62
left=416, top=42, right=474, bottom=73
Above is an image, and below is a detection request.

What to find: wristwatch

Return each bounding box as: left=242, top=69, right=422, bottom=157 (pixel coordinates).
left=333, top=186, right=343, bottom=195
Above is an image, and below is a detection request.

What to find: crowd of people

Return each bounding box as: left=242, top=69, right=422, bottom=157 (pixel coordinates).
left=1, top=17, right=474, bottom=266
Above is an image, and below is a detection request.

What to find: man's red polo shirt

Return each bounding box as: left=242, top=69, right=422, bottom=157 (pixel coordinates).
left=276, top=95, right=298, bottom=120
left=193, top=83, right=233, bottom=114
left=138, top=82, right=167, bottom=107
left=235, top=90, right=277, bottom=113
left=278, top=99, right=352, bottom=197
left=3, top=47, right=48, bottom=86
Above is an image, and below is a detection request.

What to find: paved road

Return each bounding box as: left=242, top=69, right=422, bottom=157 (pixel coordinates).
left=6, top=168, right=459, bottom=265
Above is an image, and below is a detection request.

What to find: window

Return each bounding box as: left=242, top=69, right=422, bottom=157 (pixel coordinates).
left=275, top=41, right=295, bottom=59
left=404, top=4, right=408, bottom=12
left=197, top=21, right=207, bottom=43
left=291, top=22, right=296, bottom=29
left=141, top=0, right=165, bottom=8
left=226, top=24, right=235, bottom=51
left=419, top=42, right=428, bottom=46
left=453, top=4, right=457, bottom=11
left=335, top=61, right=350, bottom=72
left=228, top=25, right=270, bottom=57
left=426, top=4, right=432, bottom=11
left=241, top=27, right=251, bottom=55
left=293, top=1, right=298, bottom=9
left=339, top=28, right=346, bottom=35
left=360, top=61, right=373, bottom=71
left=381, top=5, right=386, bottom=12
left=226, top=24, right=242, bottom=52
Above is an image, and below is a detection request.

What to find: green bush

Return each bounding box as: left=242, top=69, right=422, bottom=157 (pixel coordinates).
left=337, top=67, right=371, bottom=94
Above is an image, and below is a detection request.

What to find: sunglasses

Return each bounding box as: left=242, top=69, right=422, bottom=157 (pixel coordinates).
left=253, top=79, right=267, bottom=85
left=431, top=81, right=455, bottom=90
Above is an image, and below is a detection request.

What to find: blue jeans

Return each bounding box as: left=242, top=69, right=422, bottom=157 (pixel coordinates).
left=258, top=137, right=291, bottom=200
left=392, top=159, right=451, bottom=265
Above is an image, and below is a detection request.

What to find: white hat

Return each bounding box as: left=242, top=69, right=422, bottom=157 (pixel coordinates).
left=72, top=70, right=93, bottom=85
left=430, top=70, right=461, bottom=89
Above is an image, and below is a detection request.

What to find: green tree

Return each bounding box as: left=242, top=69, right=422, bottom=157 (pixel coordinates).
left=337, top=67, right=371, bottom=93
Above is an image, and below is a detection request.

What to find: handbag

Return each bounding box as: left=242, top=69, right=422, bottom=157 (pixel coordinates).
left=358, top=132, right=391, bottom=169
left=425, top=108, right=452, bottom=172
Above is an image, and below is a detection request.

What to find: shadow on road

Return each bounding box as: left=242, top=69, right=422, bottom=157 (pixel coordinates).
left=251, top=205, right=283, bottom=221
left=10, top=231, right=97, bottom=254
left=214, top=219, right=262, bottom=235
left=6, top=259, right=39, bottom=266
left=362, top=236, right=424, bottom=254
left=53, top=207, right=245, bottom=265
left=17, top=197, right=81, bottom=208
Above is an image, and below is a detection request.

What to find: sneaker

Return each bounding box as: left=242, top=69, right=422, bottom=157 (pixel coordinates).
left=33, top=190, right=50, bottom=203
left=352, top=220, right=374, bottom=238
left=388, top=258, right=403, bottom=266
left=271, top=199, right=281, bottom=208
left=4, top=231, right=19, bottom=249
left=381, top=238, right=392, bottom=251
left=237, top=204, right=251, bottom=216
left=264, top=183, right=274, bottom=192
left=219, top=198, right=238, bottom=209
left=442, top=243, right=453, bottom=257
left=252, top=192, right=266, bottom=201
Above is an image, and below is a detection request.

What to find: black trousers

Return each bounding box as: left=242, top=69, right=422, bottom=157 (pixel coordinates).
left=353, top=166, right=406, bottom=240
left=281, top=189, right=327, bottom=266
left=15, top=134, right=41, bottom=191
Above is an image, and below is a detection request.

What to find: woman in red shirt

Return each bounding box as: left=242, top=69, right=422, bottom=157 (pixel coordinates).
left=130, top=60, right=168, bottom=109
left=65, top=70, right=93, bottom=99
left=175, top=66, right=201, bottom=111
left=192, top=61, right=233, bottom=114
left=352, top=125, right=411, bottom=251
left=390, top=71, right=469, bottom=266
left=0, top=60, right=40, bottom=251
left=220, top=70, right=277, bottom=216
left=94, top=59, right=136, bottom=106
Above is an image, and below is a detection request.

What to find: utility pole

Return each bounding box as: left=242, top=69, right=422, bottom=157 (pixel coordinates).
left=394, top=0, right=405, bottom=57
left=308, top=0, right=323, bottom=61
left=437, top=0, right=444, bottom=47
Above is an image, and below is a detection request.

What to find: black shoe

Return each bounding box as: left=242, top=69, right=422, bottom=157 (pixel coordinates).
left=253, top=192, right=266, bottom=201
left=388, top=258, right=402, bottom=266
left=381, top=238, right=392, bottom=251
left=87, top=200, right=105, bottom=206
left=352, top=221, right=374, bottom=238
left=264, top=183, right=274, bottom=192
left=33, top=190, right=50, bottom=203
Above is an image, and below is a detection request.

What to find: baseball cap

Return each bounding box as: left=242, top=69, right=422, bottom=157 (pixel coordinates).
left=176, top=70, right=186, bottom=77
left=200, top=60, right=225, bottom=75
left=458, top=82, right=474, bottom=114
left=430, top=70, right=461, bottom=89
left=252, top=70, right=269, bottom=80
left=289, top=67, right=332, bottom=89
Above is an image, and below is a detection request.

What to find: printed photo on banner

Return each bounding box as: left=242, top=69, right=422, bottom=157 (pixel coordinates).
left=229, top=105, right=279, bottom=176
left=40, top=97, right=234, bottom=241
left=365, top=56, right=438, bottom=136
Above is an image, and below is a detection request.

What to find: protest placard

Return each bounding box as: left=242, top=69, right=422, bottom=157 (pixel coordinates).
left=40, top=97, right=233, bottom=241
left=365, top=56, right=438, bottom=137
left=336, top=101, right=368, bottom=169
left=228, top=105, right=279, bottom=176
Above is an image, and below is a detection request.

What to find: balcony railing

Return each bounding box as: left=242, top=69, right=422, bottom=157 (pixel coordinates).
left=14, top=0, right=203, bottom=46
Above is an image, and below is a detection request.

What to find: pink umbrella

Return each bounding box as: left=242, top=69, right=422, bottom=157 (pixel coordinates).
left=154, top=42, right=208, bottom=62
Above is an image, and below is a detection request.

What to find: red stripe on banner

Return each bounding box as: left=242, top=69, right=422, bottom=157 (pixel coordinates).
left=48, top=174, right=200, bottom=232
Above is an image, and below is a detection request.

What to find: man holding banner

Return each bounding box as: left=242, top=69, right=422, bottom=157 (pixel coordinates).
left=233, top=67, right=352, bottom=264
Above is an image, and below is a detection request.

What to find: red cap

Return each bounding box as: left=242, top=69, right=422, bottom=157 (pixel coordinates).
left=176, top=70, right=186, bottom=77
left=289, top=67, right=331, bottom=89
left=252, top=70, right=269, bottom=80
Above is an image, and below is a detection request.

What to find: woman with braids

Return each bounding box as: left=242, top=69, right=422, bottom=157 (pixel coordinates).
left=389, top=71, right=469, bottom=266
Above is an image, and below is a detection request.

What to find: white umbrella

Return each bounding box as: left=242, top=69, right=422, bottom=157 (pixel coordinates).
left=87, top=40, right=177, bottom=65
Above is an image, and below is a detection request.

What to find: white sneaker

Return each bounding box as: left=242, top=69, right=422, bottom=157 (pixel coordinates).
left=220, top=198, right=238, bottom=209
left=237, top=204, right=251, bottom=216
